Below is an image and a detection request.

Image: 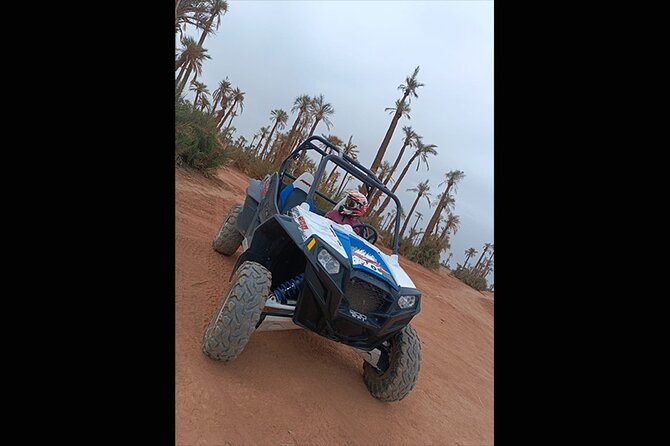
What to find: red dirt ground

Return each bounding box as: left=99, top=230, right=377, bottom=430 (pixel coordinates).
left=176, top=166, right=493, bottom=446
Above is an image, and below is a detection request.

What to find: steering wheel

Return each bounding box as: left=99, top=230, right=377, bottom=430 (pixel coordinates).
left=351, top=224, right=378, bottom=245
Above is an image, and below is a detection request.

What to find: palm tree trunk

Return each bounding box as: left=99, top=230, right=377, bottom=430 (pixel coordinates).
left=261, top=121, right=280, bottom=160
left=472, top=247, right=489, bottom=272
left=400, top=193, right=421, bottom=238
left=368, top=140, right=411, bottom=210
left=370, top=91, right=410, bottom=174
left=178, top=63, right=196, bottom=93
left=249, top=135, right=258, bottom=149
left=336, top=172, right=350, bottom=196
left=385, top=213, right=397, bottom=233
left=325, top=164, right=339, bottom=187
left=175, top=0, right=182, bottom=30
left=192, top=92, right=200, bottom=110
left=385, top=140, right=411, bottom=186
left=254, top=134, right=266, bottom=155
left=412, top=215, right=421, bottom=233
left=422, top=184, right=453, bottom=243
left=218, top=101, right=237, bottom=130
left=439, top=224, right=449, bottom=241
left=197, top=13, right=215, bottom=48
left=476, top=251, right=494, bottom=274
left=307, top=117, right=322, bottom=138
left=224, top=112, right=237, bottom=133
left=375, top=152, right=418, bottom=217
left=176, top=63, right=188, bottom=89
left=276, top=111, right=304, bottom=167
left=464, top=253, right=473, bottom=268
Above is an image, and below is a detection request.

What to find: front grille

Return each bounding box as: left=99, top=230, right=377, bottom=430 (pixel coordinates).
left=346, top=278, right=388, bottom=313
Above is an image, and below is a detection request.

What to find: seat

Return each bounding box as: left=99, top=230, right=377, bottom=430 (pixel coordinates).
left=279, top=172, right=314, bottom=214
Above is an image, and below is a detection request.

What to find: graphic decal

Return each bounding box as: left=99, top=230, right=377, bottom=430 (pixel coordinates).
left=349, top=309, right=367, bottom=322
left=348, top=236, right=398, bottom=289
left=290, top=206, right=414, bottom=288
left=297, top=215, right=308, bottom=230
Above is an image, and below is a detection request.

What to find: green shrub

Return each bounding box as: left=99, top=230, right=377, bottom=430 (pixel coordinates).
left=226, top=144, right=276, bottom=179
left=406, top=234, right=448, bottom=270
left=175, top=89, right=228, bottom=171
left=452, top=266, right=488, bottom=291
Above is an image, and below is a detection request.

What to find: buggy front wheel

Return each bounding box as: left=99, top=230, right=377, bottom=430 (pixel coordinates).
left=363, top=324, right=421, bottom=402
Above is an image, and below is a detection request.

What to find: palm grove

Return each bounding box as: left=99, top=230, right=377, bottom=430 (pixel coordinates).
left=175, top=1, right=493, bottom=289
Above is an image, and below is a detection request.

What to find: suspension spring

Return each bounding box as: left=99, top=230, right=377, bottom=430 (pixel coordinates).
left=273, top=273, right=305, bottom=304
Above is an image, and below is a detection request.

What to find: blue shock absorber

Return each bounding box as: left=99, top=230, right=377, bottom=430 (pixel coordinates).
left=273, top=273, right=305, bottom=304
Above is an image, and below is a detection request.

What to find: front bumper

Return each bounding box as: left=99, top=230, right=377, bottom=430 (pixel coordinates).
left=293, top=245, right=421, bottom=351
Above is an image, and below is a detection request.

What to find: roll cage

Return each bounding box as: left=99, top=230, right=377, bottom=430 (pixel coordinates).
left=278, top=136, right=404, bottom=254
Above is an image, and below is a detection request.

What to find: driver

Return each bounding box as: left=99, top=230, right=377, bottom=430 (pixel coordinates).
left=325, top=190, right=369, bottom=237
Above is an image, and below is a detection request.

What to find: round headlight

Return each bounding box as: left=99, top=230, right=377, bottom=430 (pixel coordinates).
left=317, top=249, right=340, bottom=274
left=398, top=295, right=416, bottom=309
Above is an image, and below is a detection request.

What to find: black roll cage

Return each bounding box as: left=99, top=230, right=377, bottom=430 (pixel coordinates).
left=278, top=136, right=404, bottom=254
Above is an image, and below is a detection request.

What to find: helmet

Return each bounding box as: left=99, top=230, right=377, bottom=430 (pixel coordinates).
left=338, top=190, right=368, bottom=217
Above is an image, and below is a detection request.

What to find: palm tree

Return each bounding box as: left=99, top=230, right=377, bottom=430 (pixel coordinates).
left=195, top=94, right=211, bottom=113
left=374, top=140, right=437, bottom=217
left=432, top=215, right=445, bottom=235
left=385, top=208, right=406, bottom=234
left=377, top=161, right=393, bottom=184
left=325, top=135, right=358, bottom=187
left=218, top=87, right=244, bottom=130
left=428, top=192, right=455, bottom=236
left=189, top=80, right=209, bottom=111
left=335, top=138, right=358, bottom=196
left=474, top=244, right=494, bottom=273
left=317, top=134, right=344, bottom=173
left=480, top=256, right=493, bottom=278
left=260, top=109, right=288, bottom=160
left=400, top=181, right=431, bottom=238
left=211, top=78, right=232, bottom=119
left=386, top=126, right=418, bottom=183
left=193, top=0, right=228, bottom=50
left=369, top=66, right=424, bottom=175
left=411, top=211, right=423, bottom=233
left=249, top=130, right=261, bottom=149
left=253, top=126, right=269, bottom=154
left=472, top=243, right=492, bottom=272
left=368, top=127, right=419, bottom=211
left=276, top=95, right=311, bottom=166
left=175, top=36, right=211, bottom=93
left=439, top=213, right=460, bottom=242
left=175, top=0, right=209, bottom=36
left=463, top=248, right=477, bottom=268
left=422, top=170, right=465, bottom=242
left=307, top=94, right=335, bottom=137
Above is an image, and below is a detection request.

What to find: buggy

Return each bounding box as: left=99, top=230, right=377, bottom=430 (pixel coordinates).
left=203, top=136, right=421, bottom=401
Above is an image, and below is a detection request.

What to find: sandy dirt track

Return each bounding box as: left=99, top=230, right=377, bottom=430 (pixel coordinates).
left=176, top=166, right=493, bottom=446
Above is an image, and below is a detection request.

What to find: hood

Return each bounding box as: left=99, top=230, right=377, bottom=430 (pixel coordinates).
left=290, top=204, right=416, bottom=290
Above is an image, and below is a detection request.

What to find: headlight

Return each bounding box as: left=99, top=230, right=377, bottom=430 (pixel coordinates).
left=398, top=295, right=416, bottom=309
left=317, top=249, right=340, bottom=274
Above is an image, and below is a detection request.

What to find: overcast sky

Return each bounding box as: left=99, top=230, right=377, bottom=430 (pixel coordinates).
left=179, top=0, right=493, bottom=280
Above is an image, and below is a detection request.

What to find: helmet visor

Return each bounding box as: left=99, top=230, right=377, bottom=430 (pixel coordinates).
left=345, top=196, right=363, bottom=210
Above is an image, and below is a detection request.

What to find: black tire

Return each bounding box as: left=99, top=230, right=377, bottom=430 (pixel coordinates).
left=363, top=324, right=421, bottom=402
left=202, top=261, right=272, bottom=362
left=212, top=204, right=244, bottom=256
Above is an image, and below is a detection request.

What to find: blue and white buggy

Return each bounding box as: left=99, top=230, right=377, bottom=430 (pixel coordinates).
left=204, top=136, right=422, bottom=402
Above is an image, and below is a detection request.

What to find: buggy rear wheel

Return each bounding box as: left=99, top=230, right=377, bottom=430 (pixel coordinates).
left=212, top=203, right=244, bottom=256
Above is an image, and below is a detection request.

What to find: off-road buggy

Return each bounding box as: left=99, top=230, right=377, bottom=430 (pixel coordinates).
left=203, top=136, right=421, bottom=401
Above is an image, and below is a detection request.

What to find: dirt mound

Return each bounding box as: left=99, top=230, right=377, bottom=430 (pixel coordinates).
left=176, top=166, right=493, bottom=445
